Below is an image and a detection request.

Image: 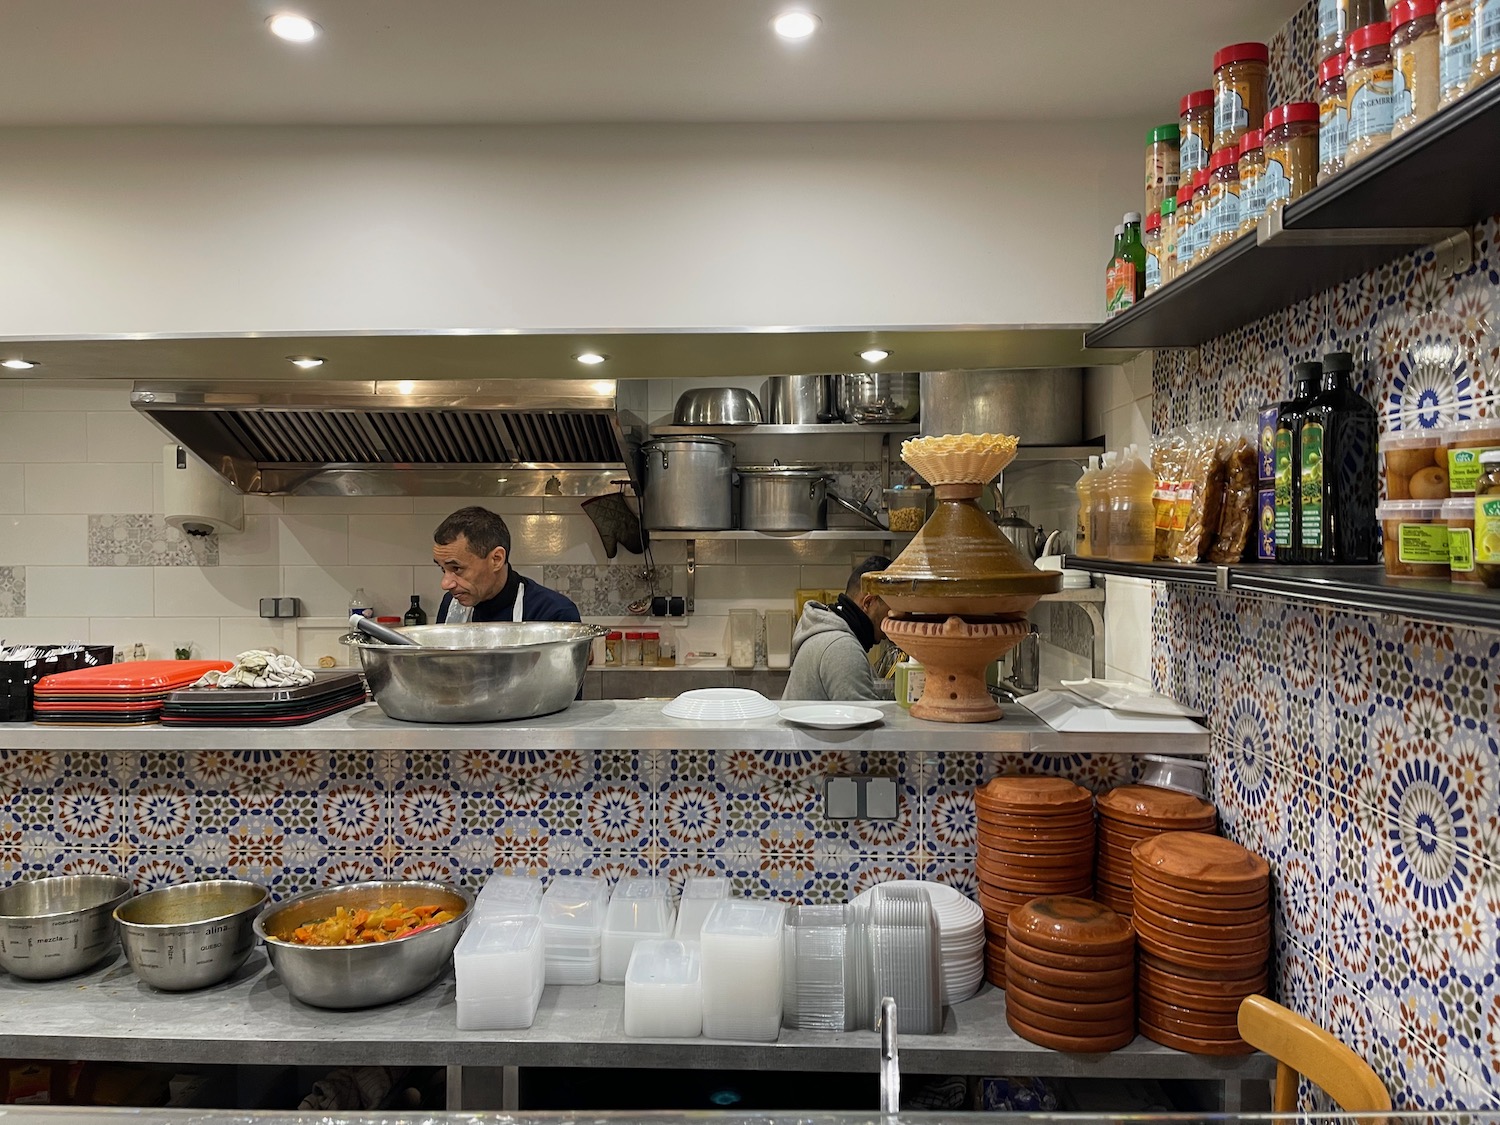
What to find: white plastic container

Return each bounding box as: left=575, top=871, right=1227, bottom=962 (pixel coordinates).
left=674, top=877, right=730, bottom=941
left=623, top=939, right=703, bottom=1038
left=454, top=916, right=545, bottom=1030
left=602, top=877, right=676, bottom=983
left=700, top=899, right=786, bottom=1041
left=474, top=874, right=544, bottom=920
left=541, top=875, right=610, bottom=985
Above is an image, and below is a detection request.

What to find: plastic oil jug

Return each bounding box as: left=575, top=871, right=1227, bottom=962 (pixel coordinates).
left=1109, top=444, right=1158, bottom=561
left=1074, top=456, right=1100, bottom=557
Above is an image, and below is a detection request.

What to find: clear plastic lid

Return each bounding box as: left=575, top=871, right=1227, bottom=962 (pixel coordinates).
left=456, top=915, right=542, bottom=957
left=475, top=874, right=543, bottom=916
left=1442, top=497, right=1476, bottom=519
left=701, top=899, right=786, bottom=939
left=681, top=876, right=730, bottom=901
left=625, top=939, right=702, bottom=986
left=611, top=876, right=671, bottom=901
left=540, top=876, right=610, bottom=928
left=1377, top=499, right=1446, bottom=520
left=1378, top=429, right=1443, bottom=450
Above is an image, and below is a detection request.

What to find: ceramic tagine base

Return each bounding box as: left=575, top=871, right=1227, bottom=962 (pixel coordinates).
left=882, top=615, right=1029, bottom=723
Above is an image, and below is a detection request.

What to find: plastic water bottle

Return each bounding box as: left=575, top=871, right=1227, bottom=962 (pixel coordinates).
left=349, top=588, right=374, bottom=619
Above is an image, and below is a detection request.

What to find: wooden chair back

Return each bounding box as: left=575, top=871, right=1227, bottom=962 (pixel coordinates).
left=1237, top=994, right=1392, bottom=1113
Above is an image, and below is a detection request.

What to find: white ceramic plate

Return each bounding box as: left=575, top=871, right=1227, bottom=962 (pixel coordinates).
left=779, top=704, right=885, bottom=730
left=1059, top=677, right=1206, bottom=719
left=662, top=688, right=780, bottom=722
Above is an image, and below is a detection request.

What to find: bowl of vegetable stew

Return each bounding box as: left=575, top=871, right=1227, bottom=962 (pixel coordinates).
left=254, top=880, right=471, bottom=1009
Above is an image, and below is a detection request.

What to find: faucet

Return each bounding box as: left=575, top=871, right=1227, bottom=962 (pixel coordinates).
left=877, top=995, right=899, bottom=1114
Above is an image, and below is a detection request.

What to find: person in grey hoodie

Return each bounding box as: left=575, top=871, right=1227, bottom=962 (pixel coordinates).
left=783, top=555, right=894, bottom=702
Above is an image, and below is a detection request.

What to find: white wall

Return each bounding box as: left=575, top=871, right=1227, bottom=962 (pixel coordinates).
left=0, top=121, right=1141, bottom=337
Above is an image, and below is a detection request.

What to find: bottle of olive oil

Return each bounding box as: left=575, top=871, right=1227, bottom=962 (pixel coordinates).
left=1273, top=361, right=1322, bottom=563
left=1298, top=351, right=1378, bottom=563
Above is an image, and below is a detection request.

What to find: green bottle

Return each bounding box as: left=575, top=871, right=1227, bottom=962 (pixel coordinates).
left=1120, top=212, right=1146, bottom=303
left=1273, top=362, right=1323, bottom=563
left=1105, top=224, right=1125, bottom=318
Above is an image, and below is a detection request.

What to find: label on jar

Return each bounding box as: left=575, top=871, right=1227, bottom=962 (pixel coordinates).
left=1450, top=525, right=1476, bottom=571
left=1450, top=446, right=1500, bottom=493
left=1480, top=0, right=1500, bottom=55
left=1274, top=429, right=1294, bottom=547
left=1212, top=185, right=1242, bottom=239
left=1173, top=482, right=1195, bottom=532
left=1154, top=484, right=1178, bottom=530
left=1442, top=6, right=1477, bottom=93
left=1240, top=167, right=1263, bottom=226
left=1319, top=0, right=1348, bottom=43
left=1258, top=487, right=1277, bottom=560
left=1393, top=46, right=1415, bottom=120
left=1215, top=87, right=1250, bottom=139
left=1320, top=96, right=1350, bottom=166
left=1300, top=420, right=1325, bottom=549
left=1105, top=259, right=1139, bottom=315
left=1145, top=247, right=1161, bottom=291
left=1476, top=495, right=1500, bottom=564
left=1262, top=155, right=1292, bottom=209
left=1349, top=64, right=1396, bottom=145
left=1181, top=128, right=1208, bottom=177
left=1397, top=521, right=1451, bottom=563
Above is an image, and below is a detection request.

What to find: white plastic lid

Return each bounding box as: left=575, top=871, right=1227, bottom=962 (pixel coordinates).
left=625, top=939, right=701, bottom=986
left=612, top=877, right=671, bottom=901
left=457, top=915, right=542, bottom=957
left=1442, top=498, right=1475, bottom=518
left=476, top=875, right=543, bottom=914
left=1377, top=499, right=1445, bottom=520
left=1378, top=429, right=1441, bottom=449
left=681, top=876, right=730, bottom=901
left=1482, top=450, right=1500, bottom=464
left=541, top=876, right=610, bottom=927
left=701, top=899, right=786, bottom=938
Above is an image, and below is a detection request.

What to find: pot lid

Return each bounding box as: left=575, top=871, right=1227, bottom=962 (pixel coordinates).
left=641, top=435, right=735, bottom=449
left=736, top=463, right=828, bottom=477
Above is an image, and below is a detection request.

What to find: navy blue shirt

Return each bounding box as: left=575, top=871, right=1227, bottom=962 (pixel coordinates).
left=437, top=569, right=581, bottom=624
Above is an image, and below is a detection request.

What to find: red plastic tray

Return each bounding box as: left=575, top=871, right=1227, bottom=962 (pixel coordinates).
left=34, top=660, right=232, bottom=696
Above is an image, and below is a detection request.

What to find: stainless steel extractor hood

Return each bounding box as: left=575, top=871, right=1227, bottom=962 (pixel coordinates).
left=131, top=380, right=646, bottom=497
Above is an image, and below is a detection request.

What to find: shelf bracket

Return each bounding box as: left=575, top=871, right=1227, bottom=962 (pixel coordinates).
left=1258, top=207, right=1468, bottom=253
left=686, top=539, right=695, bottom=615
left=1432, top=229, right=1474, bottom=281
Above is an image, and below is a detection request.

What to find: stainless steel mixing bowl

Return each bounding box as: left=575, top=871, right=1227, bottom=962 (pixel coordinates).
left=254, top=880, right=471, bottom=1009
left=346, top=622, right=607, bottom=723
left=114, top=880, right=267, bottom=991
left=0, top=875, right=133, bottom=980
left=672, top=386, right=764, bottom=426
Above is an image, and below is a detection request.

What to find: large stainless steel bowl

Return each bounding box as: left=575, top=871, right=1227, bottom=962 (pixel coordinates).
left=115, top=879, right=267, bottom=991
left=347, top=622, right=607, bottom=723
left=254, top=880, right=471, bottom=1009
left=672, top=387, right=764, bottom=426
left=0, top=875, right=133, bottom=980
left=834, top=372, right=921, bottom=423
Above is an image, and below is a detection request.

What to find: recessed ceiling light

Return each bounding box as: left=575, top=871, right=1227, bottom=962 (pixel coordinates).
left=575, top=352, right=607, bottom=365
left=267, top=14, right=320, bottom=42
left=0, top=358, right=38, bottom=370
left=859, top=348, right=890, bottom=363
left=773, top=10, right=820, bottom=40
left=287, top=355, right=325, bottom=369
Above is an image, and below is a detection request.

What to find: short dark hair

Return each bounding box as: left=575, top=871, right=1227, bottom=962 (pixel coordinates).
left=434, top=506, right=512, bottom=558
left=846, top=554, right=891, bottom=596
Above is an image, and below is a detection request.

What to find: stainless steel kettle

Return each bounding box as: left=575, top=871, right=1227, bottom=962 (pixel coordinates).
left=994, top=508, right=1040, bottom=561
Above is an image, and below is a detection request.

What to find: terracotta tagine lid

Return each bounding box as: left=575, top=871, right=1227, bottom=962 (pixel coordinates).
left=1006, top=896, right=1136, bottom=955
left=1130, top=832, right=1271, bottom=893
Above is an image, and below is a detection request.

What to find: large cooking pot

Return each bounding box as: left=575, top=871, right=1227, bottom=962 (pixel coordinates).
left=640, top=436, right=735, bottom=530
left=920, top=369, right=1084, bottom=445
left=834, top=373, right=921, bottom=423
left=738, top=465, right=830, bottom=530
left=764, top=375, right=835, bottom=425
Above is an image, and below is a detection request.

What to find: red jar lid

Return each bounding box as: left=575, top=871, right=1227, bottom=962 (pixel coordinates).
left=644, top=631, right=660, bottom=639
left=1239, top=129, right=1264, bottom=155
left=1264, top=101, right=1320, bottom=130
left=1213, top=41, right=1270, bottom=69
left=1210, top=146, right=1239, bottom=172
left=626, top=631, right=643, bottom=639
left=1176, top=182, right=1195, bottom=207
left=607, top=631, right=623, bottom=639
left=1349, top=21, right=1393, bottom=51
left=1318, top=51, right=1347, bottom=84
left=1390, top=0, right=1436, bottom=28
left=1179, top=88, right=1215, bottom=115
left=376, top=616, right=401, bottom=624
left=1145, top=210, right=1161, bottom=232
left=1192, top=169, right=1211, bottom=191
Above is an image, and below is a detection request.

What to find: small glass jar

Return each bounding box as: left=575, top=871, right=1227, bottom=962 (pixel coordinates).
left=1144, top=210, right=1163, bottom=294
left=1474, top=450, right=1500, bottom=585
left=1318, top=51, right=1351, bottom=183
left=728, top=609, right=757, bottom=669
left=1173, top=182, right=1197, bottom=274
left=604, top=630, right=623, bottom=666
left=1262, top=102, right=1322, bottom=214
left=1189, top=170, right=1212, bottom=268
left=1319, top=0, right=1352, bottom=64
left=1392, top=0, right=1440, bottom=135
left=1145, top=124, right=1180, bottom=219
left=1237, top=129, right=1266, bottom=236
left=1179, top=89, right=1215, bottom=181
left=1473, top=0, right=1500, bottom=86
left=641, top=631, right=660, bottom=666
left=624, top=631, right=643, bottom=666
left=1213, top=42, right=1271, bottom=155
left=1347, top=21, right=1396, bottom=164
left=1439, top=0, right=1477, bottom=105
left=1160, top=196, right=1178, bottom=284
left=1207, top=146, right=1243, bottom=252
left=1352, top=0, right=1392, bottom=31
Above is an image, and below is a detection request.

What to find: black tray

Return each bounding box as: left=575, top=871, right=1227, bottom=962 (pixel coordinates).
left=161, top=693, right=368, bottom=727
left=162, top=685, right=367, bottom=720
left=162, top=671, right=364, bottom=707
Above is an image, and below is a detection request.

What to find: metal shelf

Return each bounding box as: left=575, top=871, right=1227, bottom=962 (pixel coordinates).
left=1009, top=443, right=1104, bottom=463
left=1064, top=556, right=1224, bottom=587
left=650, top=423, right=919, bottom=436
left=649, top=529, right=913, bottom=540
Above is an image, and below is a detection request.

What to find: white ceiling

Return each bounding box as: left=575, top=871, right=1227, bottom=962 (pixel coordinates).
left=1, top=1, right=1299, bottom=126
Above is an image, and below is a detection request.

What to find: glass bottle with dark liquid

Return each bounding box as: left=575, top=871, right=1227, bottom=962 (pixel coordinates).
left=1298, top=351, right=1378, bottom=564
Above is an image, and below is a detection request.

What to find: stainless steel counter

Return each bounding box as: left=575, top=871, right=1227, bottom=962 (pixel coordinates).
left=0, top=701, right=1207, bottom=755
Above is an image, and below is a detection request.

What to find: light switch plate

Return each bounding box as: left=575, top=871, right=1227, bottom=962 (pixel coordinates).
left=823, top=775, right=898, bottom=820
left=864, top=776, right=898, bottom=820
left=824, top=776, right=859, bottom=819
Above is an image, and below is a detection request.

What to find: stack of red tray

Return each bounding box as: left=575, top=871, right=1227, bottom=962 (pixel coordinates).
left=32, top=661, right=233, bottom=725
left=1095, top=785, right=1217, bottom=918
left=974, top=775, right=1095, bottom=989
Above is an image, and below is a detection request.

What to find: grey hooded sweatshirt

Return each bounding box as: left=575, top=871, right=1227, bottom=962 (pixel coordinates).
left=782, top=601, right=891, bottom=702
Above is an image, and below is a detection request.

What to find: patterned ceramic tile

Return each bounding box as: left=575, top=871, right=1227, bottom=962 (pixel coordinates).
left=0, top=566, right=23, bottom=617
left=540, top=564, right=652, bottom=616
left=87, top=514, right=218, bottom=567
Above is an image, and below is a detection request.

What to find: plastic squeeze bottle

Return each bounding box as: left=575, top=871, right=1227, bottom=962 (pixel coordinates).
left=1075, top=456, right=1100, bottom=557
left=1091, top=451, right=1119, bottom=559
left=1109, top=444, right=1158, bottom=562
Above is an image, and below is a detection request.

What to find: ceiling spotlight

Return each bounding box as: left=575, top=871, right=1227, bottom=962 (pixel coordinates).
left=773, top=10, right=820, bottom=39
left=396, top=380, right=415, bottom=395
left=287, top=355, right=325, bottom=369
left=575, top=352, right=607, bottom=365
left=0, top=358, right=37, bottom=370
left=267, top=14, right=320, bottom=42
left=859, top=348, right=890, bottom=363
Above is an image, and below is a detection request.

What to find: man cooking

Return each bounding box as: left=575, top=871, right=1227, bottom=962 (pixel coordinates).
left=432, top=506, right=581, bottom=624
left=782, top=555, right=894, bottom=702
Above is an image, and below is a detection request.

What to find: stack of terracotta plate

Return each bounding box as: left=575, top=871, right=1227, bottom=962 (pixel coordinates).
left=1130, top=832, right=1270, bottom=1055
left=1095, top=785, right=1217, bottom=918
left=974, top=775, right=1094, bottom=988
left=1003, top=896, right=1136, bottom=1052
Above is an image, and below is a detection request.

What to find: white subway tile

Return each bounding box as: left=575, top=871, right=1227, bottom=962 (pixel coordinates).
left=219, top=618, right=294, bottom=661
left=695, top=564, right=798, bottom=606
left=411, top=495, right=543, bottom=516
left=27, top=567, right=154, bottom=617
left=0, top=385, right=21, bottom=413
left=0, top=412, right=86, bottom=464
left=87, top=617, right=220, bottom=663
left=25, top=463, right=153, bottom=513
left=798, top=564, right=854, bottom=592
left=347, top=514, right=443, bottom=566
left=294, top=624, right=358, bottom=669
left=281, top=565, right=416, bottom=618
left=21, top=381, right=132, bottom=412
left=0, top=465, right=25, bottom=514
left=0, top=516, right=88, bottom=565
left=86, top=412, right=174, bottom=463
left=736, top=538, right=881, bottom=565
left=506, top=513, right=606, bottom=566
left=215, top=515, right=280, bottom=567
left=0, top=617, right=91, bottom=645
left=282, top=495, right=414, bottom=514
left=154, top=566, right=277, bottom=618
left=242, top=494, right=284, bottom=515
left=279, top=515, right=349, bottom=567
left=1103, top=398, right=1151, bottom=455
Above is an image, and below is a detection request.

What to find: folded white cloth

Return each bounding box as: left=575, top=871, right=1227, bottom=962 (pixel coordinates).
left=194, top=649, right=315, bottom=689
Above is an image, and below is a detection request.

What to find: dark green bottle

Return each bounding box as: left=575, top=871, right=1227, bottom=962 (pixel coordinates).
left=403, top=595, right=428, bottom=627
left=1273, top=361, right=1322, bottom=563
left=1298, top=352, right=1378, bottom=564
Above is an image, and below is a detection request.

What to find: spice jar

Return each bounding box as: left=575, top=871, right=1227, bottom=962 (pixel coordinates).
left=1474, top=0, right=1500, bottom=86
left=624, top=631, right=643, bottom=666
left=1179, top=89, right=1215, bottom=181
left=1319, top=0, right=1352, bottom=64
left=642, top=631, right=660, bottom=666
left=1378, top=500, right=1451, bottom=578
left=1207, top=146, right=1242, bottom=252
left=1174, top=182, right=1198, bottom=274
left=1213, top=43, right=1270, bottom=155
left=1189, top=170, right=1212, bottom=268
left=1391, top=0, right=1440, bottom=135
left=1346, top=22, right=1396, bottom=164
left=604, top=630, right=623, bottom=666
left=1262, top=102, right=1321, bottom=214
left=1440, top=0, right=1477, bottom=104
left=1318, top=51, right=1351, bottom=183
left=1474, top=450, right=1500, bottom=584
left=1160, top=196, right=1178, bottom=284
left=1237, top=129, right=1266, bottom=236
left=1144, top=211, right=1163, bottom=294
left=1145, top=124, right=1181, bottom=218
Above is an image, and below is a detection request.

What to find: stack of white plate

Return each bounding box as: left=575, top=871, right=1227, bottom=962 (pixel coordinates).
left=602, top=876, right=676, bottom=983
left=540, top=875, right=610, bottom=985
left=674, top=876, right=729, bottom=941
left=782, top=905, right=851, bottom=1031
left=661, top=689, right=780, bottom=722
left=700, top=899, right=786, bottom=1041
left=854, top=880, right=984, bottom=1007
left=868, top=883, right=943, bottom=1034
left=474, top=874, right=543, bottom=920
left=454, top=915, right=545, bottom=1030
left=623, top=939, right=702, bottom=1039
